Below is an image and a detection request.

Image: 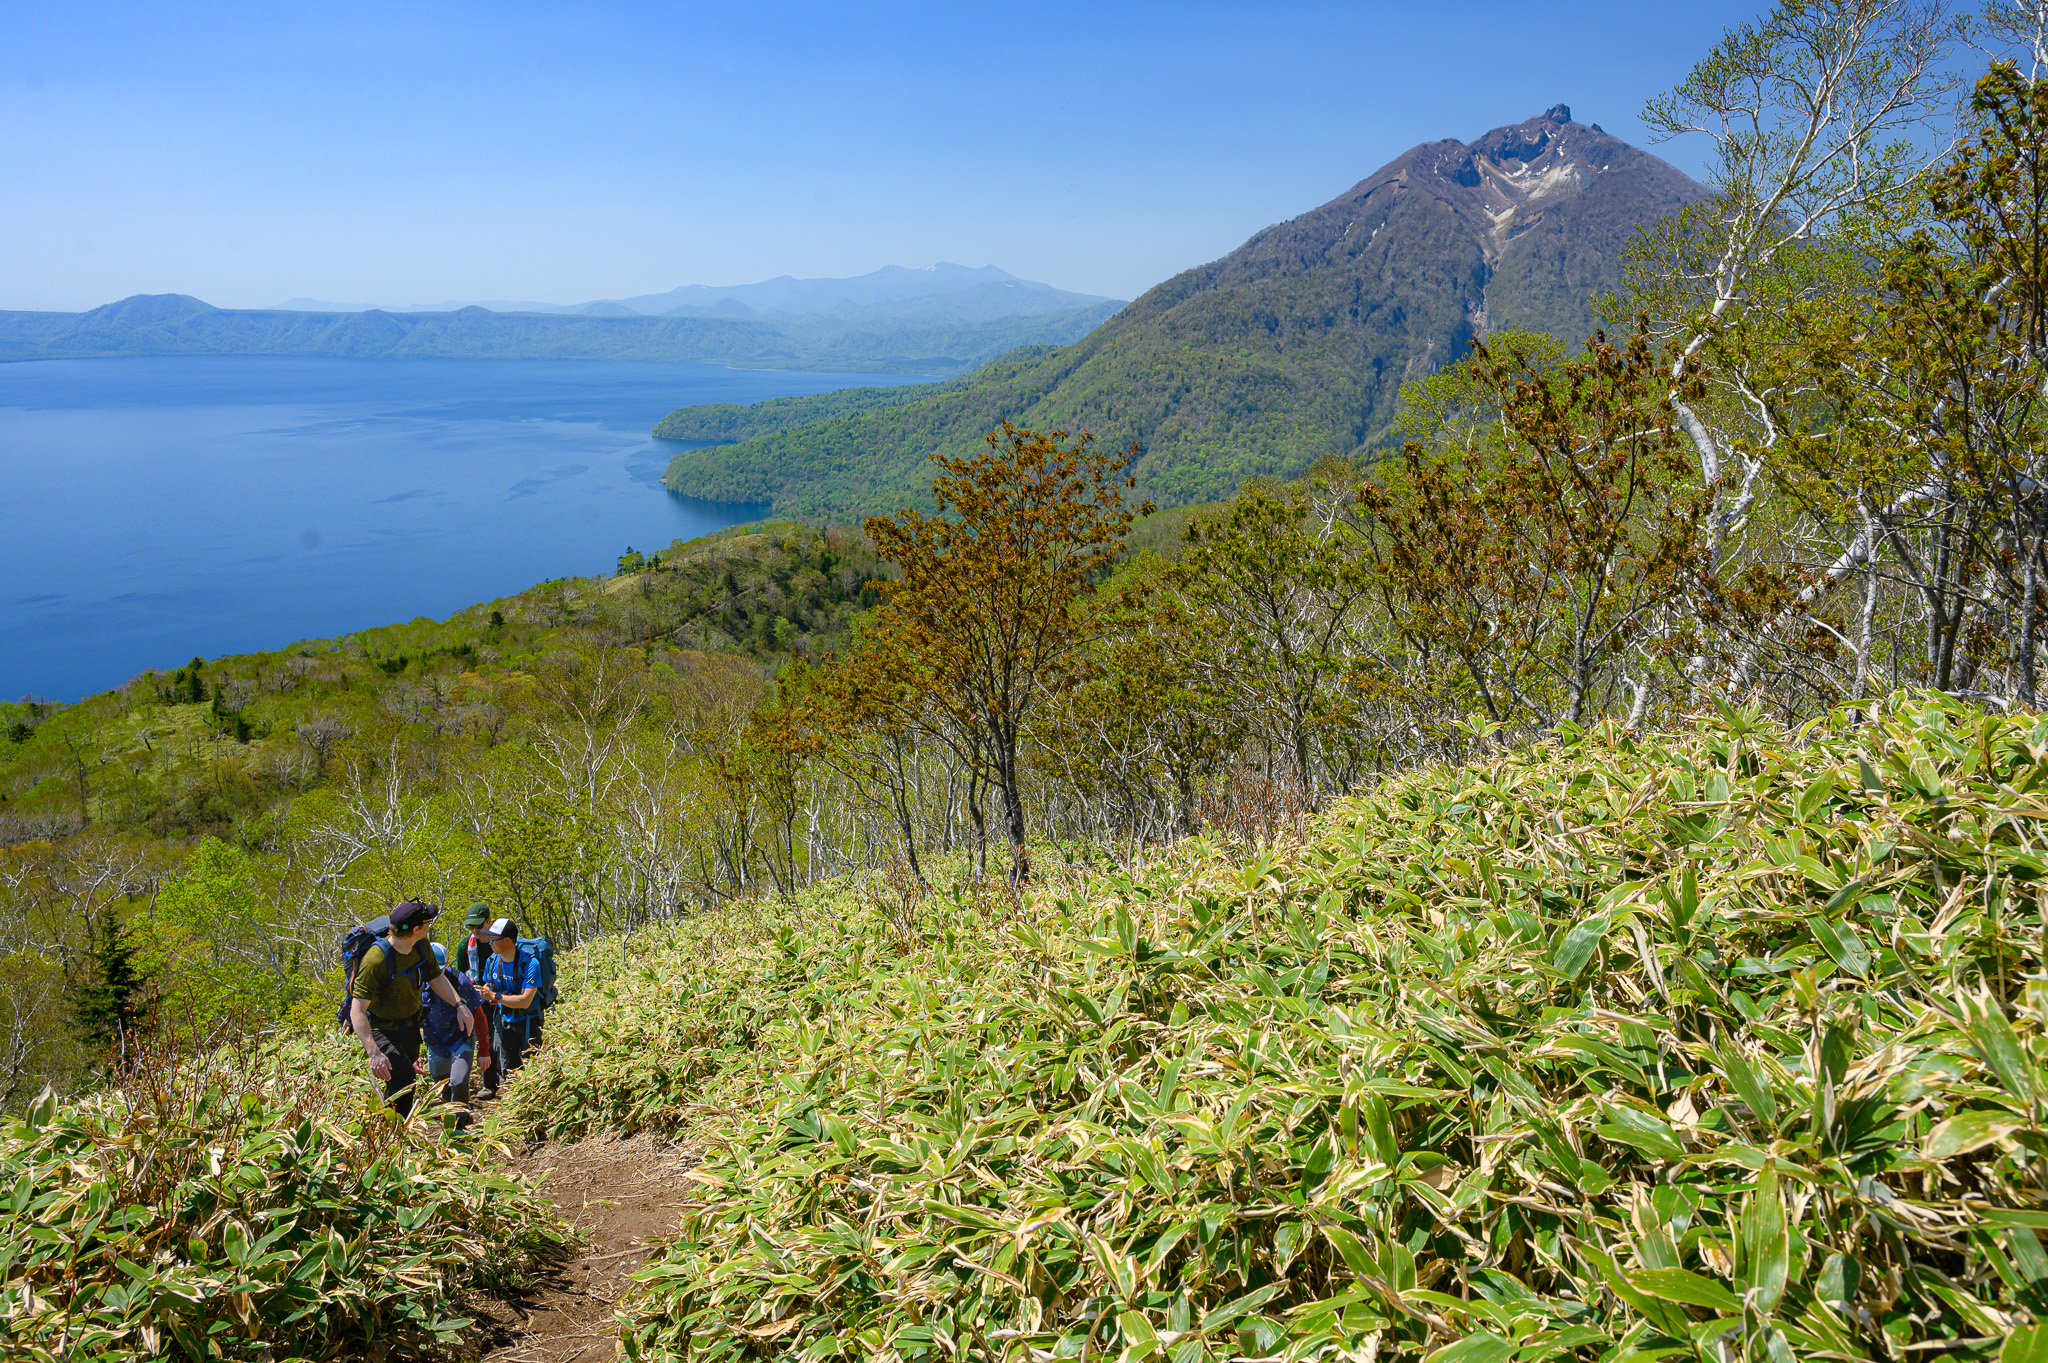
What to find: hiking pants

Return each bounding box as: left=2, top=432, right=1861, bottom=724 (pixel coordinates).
left=497, top=1010, right=541, bottom=1081
left=428, top=1047, right=473, bottom=1105
left=370, top=1023, right=423, bottom=1118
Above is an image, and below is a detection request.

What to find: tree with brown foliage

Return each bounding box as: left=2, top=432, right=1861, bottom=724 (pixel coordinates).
left=857, top=423, right=1149, bottom=885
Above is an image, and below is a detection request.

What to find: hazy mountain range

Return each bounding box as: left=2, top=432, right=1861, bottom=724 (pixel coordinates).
left=275, top=264, right=1112, bottom=323
left=659, top=105, right=1709, bottom=515
left=0, top=266, right=1124, bottom=376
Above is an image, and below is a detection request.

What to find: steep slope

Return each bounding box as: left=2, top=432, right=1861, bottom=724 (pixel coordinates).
left=661, top=106, right=1706, bottom=516
left=512, top=696, right=2048, bottom=1362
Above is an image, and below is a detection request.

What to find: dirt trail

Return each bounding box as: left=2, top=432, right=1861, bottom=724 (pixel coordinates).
left=472, top=1133, right=701, bottom=1363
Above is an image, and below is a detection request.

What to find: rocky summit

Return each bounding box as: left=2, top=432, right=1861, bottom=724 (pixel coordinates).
left=1317, top=103, right=1705, bottom=348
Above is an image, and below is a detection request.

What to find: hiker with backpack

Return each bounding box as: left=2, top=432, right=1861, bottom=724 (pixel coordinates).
left=344, top=901, right=475, bottom=1118
left=424, top=942, right=489, bottom=1116
left=477, top=916, right=553, bottom=1086
left=455, top=902, right=492, bottom=977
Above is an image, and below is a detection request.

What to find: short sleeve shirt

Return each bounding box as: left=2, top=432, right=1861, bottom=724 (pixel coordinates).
left=351, top=938, right=444, bottom=1023
left=480, top=948, right=538, bottom=1014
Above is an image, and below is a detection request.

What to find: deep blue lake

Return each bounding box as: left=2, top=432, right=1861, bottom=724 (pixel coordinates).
left=0, top=357, right=930, bottom=701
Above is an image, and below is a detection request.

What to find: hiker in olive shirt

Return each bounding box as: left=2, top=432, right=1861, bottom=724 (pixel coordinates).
left=349, top=900, right=475, bottom=1117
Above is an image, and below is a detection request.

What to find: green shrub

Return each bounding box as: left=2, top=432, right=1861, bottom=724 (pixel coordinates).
left=532, top=694, right=2048, bottom=1362
left=505, top=897, right=801, bottom=1141
left=0, top=1031, right=564, bottom=1361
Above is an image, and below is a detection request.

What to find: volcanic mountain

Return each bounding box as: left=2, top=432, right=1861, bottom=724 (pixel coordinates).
left=659, top=105, right=1709, bottom=516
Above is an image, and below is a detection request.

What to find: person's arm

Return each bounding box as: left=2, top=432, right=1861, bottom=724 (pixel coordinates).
left=428, top=972, right=476, bottom=1034
left=498, top=955, right=540, bottom=1010
left=351, top=998, right=390, bottom=1080
left=479, top=956, right=532, bottom=1006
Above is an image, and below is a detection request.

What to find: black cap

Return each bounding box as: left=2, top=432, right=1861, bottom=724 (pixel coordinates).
left=389, top=900, right=440, bottom=931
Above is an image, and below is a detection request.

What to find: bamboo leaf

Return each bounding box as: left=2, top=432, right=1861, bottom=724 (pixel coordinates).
left=1596, top=1104, right=1685, bottom=1161
left=2003, top=1324, right=2048, bottom=1363
left=1629, top=1268, right=1743, bottom=1313
left=1964, top=994, right=2039, bottom=1106
left=1427, top=1331, right=1517, bottom=1363
left=1716, top=1045, right=1779, bottom=1128
left=1925, top=1108, right=2024, bottom=1159
left=1552, top=912, right=1611, bottom=981
left=1811, top=917, right=1871, bottom=977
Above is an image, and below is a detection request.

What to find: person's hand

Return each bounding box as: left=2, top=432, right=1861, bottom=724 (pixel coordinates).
left=367, top=1048, right=392, bottom=1081
left=458, top=1005, right=475, bottom=1036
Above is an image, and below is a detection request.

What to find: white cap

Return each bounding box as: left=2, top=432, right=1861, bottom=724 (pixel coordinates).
left=486, top=917, right=517, bottom=938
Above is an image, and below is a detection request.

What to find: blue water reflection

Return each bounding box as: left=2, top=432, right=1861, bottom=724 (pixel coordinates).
left=0, top=356, right=930, bottom=700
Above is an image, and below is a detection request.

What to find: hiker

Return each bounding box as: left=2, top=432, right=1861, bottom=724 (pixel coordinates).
left=424, top=942, right=489, bottom=1114
left=455, top=902, right=492, bottom=976
left=347, top=901, right=475, bottom=1117
left=477, top=916, right=544, bottom=1084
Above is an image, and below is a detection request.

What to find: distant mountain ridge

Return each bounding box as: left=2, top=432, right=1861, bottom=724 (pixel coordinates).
left=0, top=280, right=1125, bottom=376
left=271, top=263, right=1112, bottom=323
left=659, top=106, right=1709, bottom=516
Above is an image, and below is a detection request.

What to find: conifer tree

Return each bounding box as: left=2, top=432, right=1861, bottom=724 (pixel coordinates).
left=70, top=910, right=153, bottom=1056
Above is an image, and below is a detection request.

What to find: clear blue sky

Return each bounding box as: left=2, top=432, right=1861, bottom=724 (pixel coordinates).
left=1, top=1, right=1764, bottom=312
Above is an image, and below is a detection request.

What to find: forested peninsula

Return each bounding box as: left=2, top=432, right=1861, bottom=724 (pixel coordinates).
left=11, top=7, right=2048, bottom=1363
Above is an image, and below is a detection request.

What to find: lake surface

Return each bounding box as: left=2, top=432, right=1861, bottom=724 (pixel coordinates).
left=0, top=357, right=930, bottom=701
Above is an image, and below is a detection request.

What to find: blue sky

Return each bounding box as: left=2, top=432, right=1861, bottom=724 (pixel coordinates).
left=1, top=1, right=1764, bottom=311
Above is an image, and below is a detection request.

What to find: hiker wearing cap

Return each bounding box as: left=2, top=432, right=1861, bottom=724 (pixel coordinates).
left=477, top=917, right=543, bottom=1083
left=348, top=900, right=475, bottom=1117
left=454, top=902, right=493, bottom=978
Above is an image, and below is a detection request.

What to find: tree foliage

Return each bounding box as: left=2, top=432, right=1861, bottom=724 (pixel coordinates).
left=67, top=908, right=151, bottom=1056
left=856, top=423, right=1149, bottom=884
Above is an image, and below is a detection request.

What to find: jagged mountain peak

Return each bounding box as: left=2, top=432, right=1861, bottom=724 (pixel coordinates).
left=1359, top=108, right=1666, bottom=222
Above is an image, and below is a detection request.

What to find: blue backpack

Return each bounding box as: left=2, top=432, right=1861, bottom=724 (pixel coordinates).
left=524, top=936, right=560, bottom=1011
left=420, top=944, right=482, bottom=1050
left=334, top=916, right=403, bottom=1028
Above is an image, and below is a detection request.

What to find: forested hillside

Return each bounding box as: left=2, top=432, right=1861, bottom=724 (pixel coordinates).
left=0, top=524, right=893, bottom=1091
left=0, top=293, right=1123, bottom=376
left=659, top=105, right=1705, bottom=517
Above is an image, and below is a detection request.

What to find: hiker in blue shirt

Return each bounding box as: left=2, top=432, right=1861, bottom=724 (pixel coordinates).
left=477, top=916, right=544, bottom=1086
left=423, top=942, right=488, bottom=1117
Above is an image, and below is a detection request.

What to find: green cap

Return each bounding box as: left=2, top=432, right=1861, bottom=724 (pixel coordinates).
left=464, top=902, right=492, bottom=929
